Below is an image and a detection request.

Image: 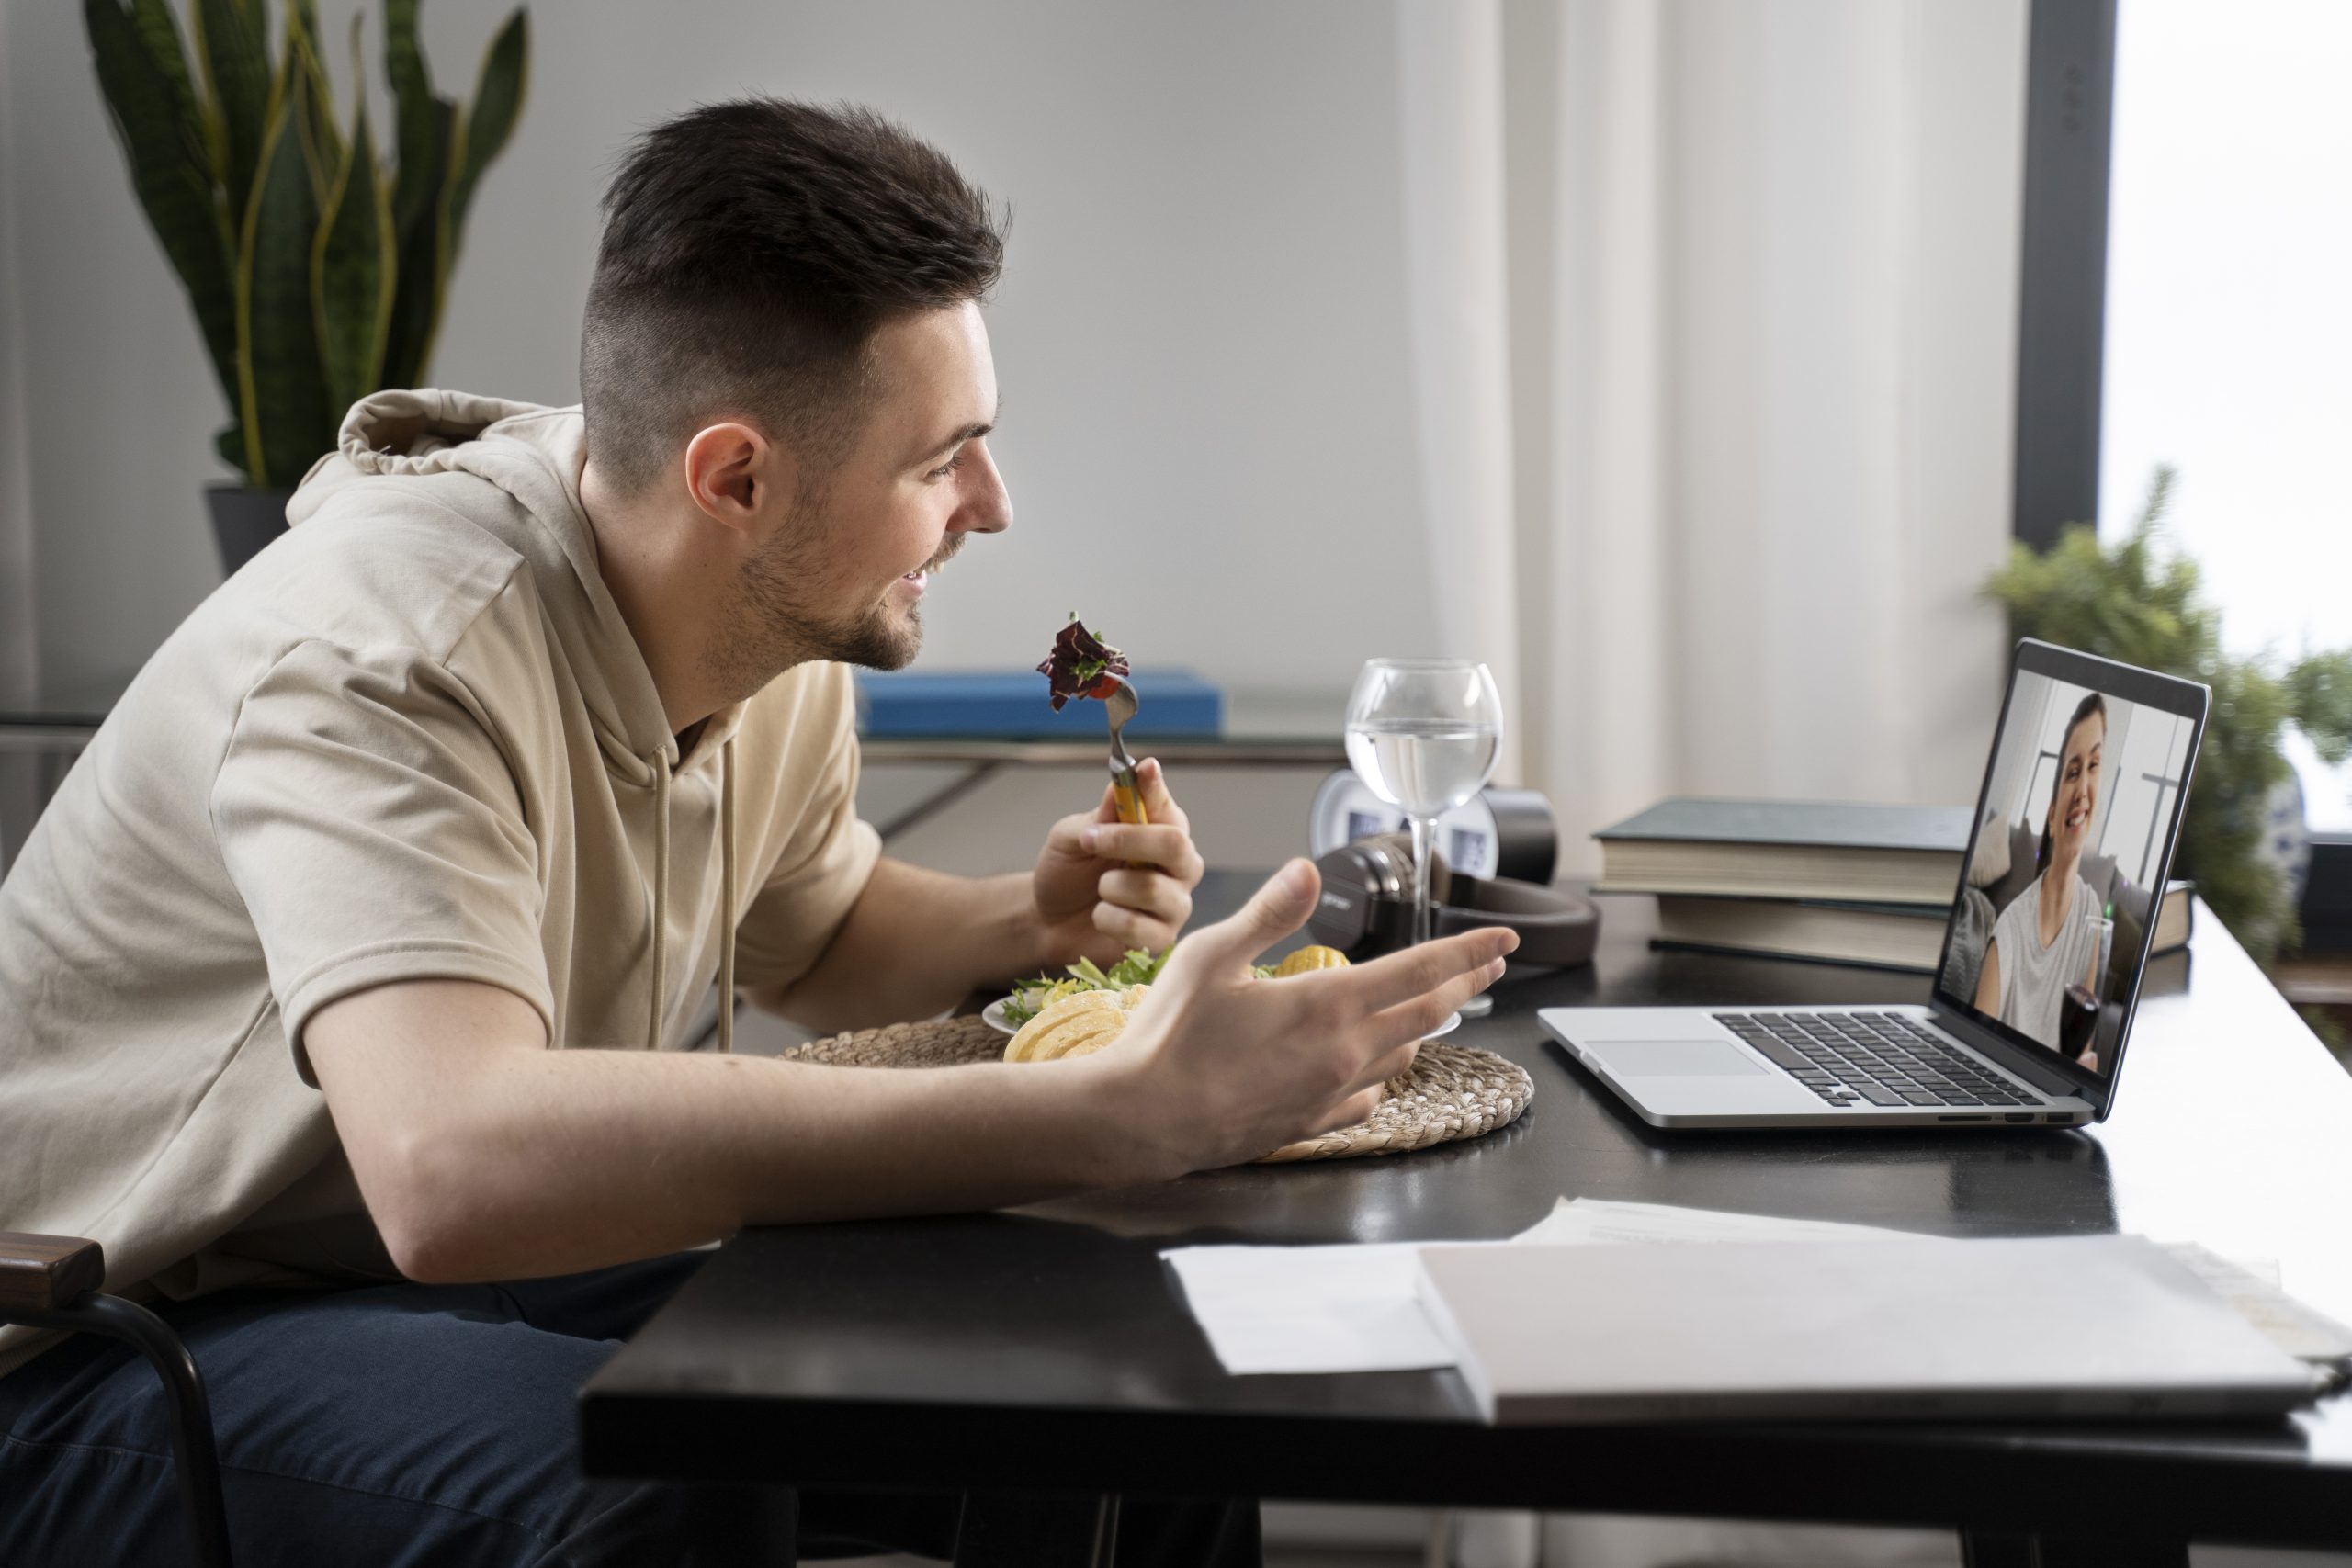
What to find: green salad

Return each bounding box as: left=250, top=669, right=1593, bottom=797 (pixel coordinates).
left=1000, top=947, right=1274, bottom=1027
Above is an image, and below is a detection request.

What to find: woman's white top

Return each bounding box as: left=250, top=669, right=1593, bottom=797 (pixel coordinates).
left=1989, top=870, right=2102, bottom=1051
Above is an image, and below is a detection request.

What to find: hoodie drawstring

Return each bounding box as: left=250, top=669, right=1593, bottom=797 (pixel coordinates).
left=718, top=738, right=737, bottom=1055
left=648, top=759, right=671, bottom=1051
left=645, top=739, right=740, bottom=1055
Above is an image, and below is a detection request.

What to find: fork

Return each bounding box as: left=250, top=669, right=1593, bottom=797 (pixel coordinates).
left=1101, top=674, right=1151, bottom=864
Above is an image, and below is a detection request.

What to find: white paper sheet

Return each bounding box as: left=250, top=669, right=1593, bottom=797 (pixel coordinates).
left=1159, top=1242, right=1464, bottom=1374
left=1161, top=1199, right=2352, bottom=1377
left=1160, top=1201, right=1920, bottom=1376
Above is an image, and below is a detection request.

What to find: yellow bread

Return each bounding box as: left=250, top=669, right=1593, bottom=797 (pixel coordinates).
left=1005, top=984, right=1152, bottom=1063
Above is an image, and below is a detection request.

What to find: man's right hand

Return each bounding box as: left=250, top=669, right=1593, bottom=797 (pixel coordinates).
left=1094, top=858, right=1518, bottom=1176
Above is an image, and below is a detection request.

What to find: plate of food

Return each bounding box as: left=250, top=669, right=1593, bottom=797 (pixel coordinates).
left=981, top=944, right=1464, bottom=1043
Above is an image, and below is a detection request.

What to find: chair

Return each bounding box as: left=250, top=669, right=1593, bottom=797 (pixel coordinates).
left=0, top=1231, right=234, bottom=1567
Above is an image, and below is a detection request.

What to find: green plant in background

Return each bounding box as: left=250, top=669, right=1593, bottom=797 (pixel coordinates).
left=85, top=0, right=527, bottom=488
left=1986, top=467, right=2352, bottom=965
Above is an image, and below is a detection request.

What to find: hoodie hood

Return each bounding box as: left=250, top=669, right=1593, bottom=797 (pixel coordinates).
left=288, top=388, right=735, bottom=783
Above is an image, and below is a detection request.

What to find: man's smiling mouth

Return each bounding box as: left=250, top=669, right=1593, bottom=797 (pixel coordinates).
left=904, top=540, right=963, bottom=583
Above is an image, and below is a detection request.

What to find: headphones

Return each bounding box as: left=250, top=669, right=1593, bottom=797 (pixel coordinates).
left=1306, top=829, right=1600, bottom=968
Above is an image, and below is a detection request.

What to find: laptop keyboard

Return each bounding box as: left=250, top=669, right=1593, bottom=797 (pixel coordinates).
left=1713, top=1011, right=2049, bottom=1111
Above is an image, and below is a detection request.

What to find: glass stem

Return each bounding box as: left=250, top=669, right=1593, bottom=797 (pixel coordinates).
left=1408, top=813, right=1434, bottom=947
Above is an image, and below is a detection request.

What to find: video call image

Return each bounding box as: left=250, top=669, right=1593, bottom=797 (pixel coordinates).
left=1938, top=671, right=2195, bottom=1073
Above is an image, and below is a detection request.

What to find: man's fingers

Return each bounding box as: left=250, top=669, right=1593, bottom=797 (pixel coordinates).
left=1168, top=859, right=1318, bottom=973
left=1135, top=758, right=1189, bottom=832
left=1311, top=1082, right=1387, bottom=1137
left=1095, top=866, right=1193, bottom=920
left=1093, top=899, right=1177, bottom=951
left=1357, top=958, right=1505, bottom=1055
left=1082, top=824, right=1204, bottom=882
left=1046, top=805, right=1114, bottom=857
left=1334, top=929, right=1518, bottom=1018
left=1340, top=1040, right=1419, bottom=1100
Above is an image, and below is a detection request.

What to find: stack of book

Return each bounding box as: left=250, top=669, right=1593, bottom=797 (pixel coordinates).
left=1594, top=798, right=2191, bottom=973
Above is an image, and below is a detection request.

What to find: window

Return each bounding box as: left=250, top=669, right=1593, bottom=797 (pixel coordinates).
left=2098, top=0, right=2352, bottom=833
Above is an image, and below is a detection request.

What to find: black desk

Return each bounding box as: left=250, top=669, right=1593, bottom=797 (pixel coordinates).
left=581, top=874, right=2352, bottom=1564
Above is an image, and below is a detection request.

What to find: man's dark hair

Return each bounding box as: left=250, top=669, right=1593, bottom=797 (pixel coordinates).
left=581, top=98, right=1004, bottom=497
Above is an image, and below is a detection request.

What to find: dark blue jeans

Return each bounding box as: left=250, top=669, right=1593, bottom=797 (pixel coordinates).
left=0, top=1253, right=1260, bottom=1566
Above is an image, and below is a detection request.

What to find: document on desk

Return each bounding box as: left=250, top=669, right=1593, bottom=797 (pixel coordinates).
left=1157, top=1241, right=1465, bottom=1374
left=1161, top=1199, right=2352, bottom=1379
left=1520, top=1202, right=2352, bottom=1370
left=1159, top=1199, right=1917, bottom=1376
left=1416, top=1235, right=2325, bottom=1425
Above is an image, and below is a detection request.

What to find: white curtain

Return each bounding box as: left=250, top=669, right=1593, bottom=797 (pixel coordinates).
left=1397, top=0, right=1525, bottom=782
left=1401, top=0, right=2024, bottom=882
left=1401, top=3, right=2024, bottom=1564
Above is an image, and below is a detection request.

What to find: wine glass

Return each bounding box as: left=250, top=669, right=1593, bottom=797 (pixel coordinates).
left=1344, top=660, right=1504, bottom=1009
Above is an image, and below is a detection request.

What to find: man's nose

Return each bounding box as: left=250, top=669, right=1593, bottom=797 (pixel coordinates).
left=954, top=440, right=1012, bottom=534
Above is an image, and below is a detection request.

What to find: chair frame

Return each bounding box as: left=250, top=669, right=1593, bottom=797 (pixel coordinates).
left=0, top=1232, right=234, bottom=1568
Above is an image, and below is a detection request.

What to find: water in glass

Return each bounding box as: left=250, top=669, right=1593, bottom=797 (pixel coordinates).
left=1343, top=724, right=1500, bottom=818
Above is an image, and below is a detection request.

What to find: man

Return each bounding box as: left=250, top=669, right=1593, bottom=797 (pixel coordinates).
left=0, top=99, right=1512, bottom=1563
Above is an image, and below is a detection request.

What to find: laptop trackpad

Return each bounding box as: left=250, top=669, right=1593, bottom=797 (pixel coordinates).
left=1593, top=1039, right=1769, bottom=1077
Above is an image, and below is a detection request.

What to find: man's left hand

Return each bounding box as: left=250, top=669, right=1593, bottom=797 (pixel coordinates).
left=1032, top=757, right=1204, bottom=964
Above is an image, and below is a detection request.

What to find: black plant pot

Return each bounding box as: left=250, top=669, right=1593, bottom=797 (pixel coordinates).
left=205, top=485, right=295, bottom=576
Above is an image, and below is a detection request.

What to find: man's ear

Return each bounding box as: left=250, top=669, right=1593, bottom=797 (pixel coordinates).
left=681, top=422, right=797, bottom=540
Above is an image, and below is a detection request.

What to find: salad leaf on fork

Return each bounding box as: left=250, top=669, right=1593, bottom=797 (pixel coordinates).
left=1038, top=615, right=1132, bottom=712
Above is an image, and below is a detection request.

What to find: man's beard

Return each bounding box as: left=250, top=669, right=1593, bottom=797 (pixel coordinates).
left=721, top=513, right=949, bottom=691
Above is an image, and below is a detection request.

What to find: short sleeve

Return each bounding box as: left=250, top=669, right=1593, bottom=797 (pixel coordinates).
left=729, top=668, right=882, bottom=991
left=210, top=639, right=555, bottom=1083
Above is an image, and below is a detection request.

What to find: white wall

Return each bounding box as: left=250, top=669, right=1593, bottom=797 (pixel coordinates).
left=0, top=0, right=39, bottom=862
left=4, top=0, right=2030, bottom=822
left=3, top=0, right=1437, bottom=694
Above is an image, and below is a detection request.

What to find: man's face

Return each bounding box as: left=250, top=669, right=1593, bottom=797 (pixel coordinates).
left=736, top=301, right=1010, bottom=673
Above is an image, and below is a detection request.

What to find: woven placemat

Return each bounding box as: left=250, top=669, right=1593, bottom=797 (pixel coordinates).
left=781, top=1013, right=1533, bottom=1164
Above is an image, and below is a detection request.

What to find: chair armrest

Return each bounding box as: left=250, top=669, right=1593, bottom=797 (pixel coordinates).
left=0, top=1231, right=105, bottom=1314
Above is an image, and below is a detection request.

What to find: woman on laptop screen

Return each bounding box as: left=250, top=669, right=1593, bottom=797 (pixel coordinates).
left=1973, top=693, right=2108, bottom=1065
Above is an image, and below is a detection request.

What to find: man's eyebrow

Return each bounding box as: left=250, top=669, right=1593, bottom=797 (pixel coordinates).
left=916, top=404, right=1001, bottom=463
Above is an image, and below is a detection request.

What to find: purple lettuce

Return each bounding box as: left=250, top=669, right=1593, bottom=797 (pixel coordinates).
left=1037, top=617, right=1131, bottom=711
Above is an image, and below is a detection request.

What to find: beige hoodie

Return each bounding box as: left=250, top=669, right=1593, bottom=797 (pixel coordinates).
left=0, top=389, right=879, bottom=1377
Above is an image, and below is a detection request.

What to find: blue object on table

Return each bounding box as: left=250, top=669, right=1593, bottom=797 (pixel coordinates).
left=854, top=668, right=1224, bottom=738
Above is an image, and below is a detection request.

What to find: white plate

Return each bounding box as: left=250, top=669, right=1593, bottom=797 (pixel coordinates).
left=980, top=994, right=1464, bottom=1040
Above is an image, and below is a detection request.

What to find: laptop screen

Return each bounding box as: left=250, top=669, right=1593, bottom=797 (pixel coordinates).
left=1934, top=652, right=2202, bottom=1078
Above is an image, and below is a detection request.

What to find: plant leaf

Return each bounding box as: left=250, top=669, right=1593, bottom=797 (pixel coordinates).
left=380, top=0, right=454, bottom=387
left=287, top=2, right=340, bottom=202
left=196, top=0, right=270, bottom=214
left=86, top=0, right=243, bottom=426
left=380, top=161, right=450, bottom=389
left=383, top=0, right=446, bottom=236
left=447, top=8, right=526, bottom=236
left=236, top=51, right=335, bottom=487
left=312, top=61, right=393, bottom=420
left=127, top=0, right=198, bottom=127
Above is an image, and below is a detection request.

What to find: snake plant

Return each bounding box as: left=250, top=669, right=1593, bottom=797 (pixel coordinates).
left=85, top=0, right=527, bottom=488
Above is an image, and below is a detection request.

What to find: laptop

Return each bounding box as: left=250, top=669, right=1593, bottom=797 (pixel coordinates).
left=1541, top=639, right=2210, bottom=1129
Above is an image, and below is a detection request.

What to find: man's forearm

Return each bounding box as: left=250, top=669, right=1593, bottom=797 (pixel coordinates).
left=313, top=979, right=1148, bottom=1284
left=756, top=857, right=1052, bottom=1032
